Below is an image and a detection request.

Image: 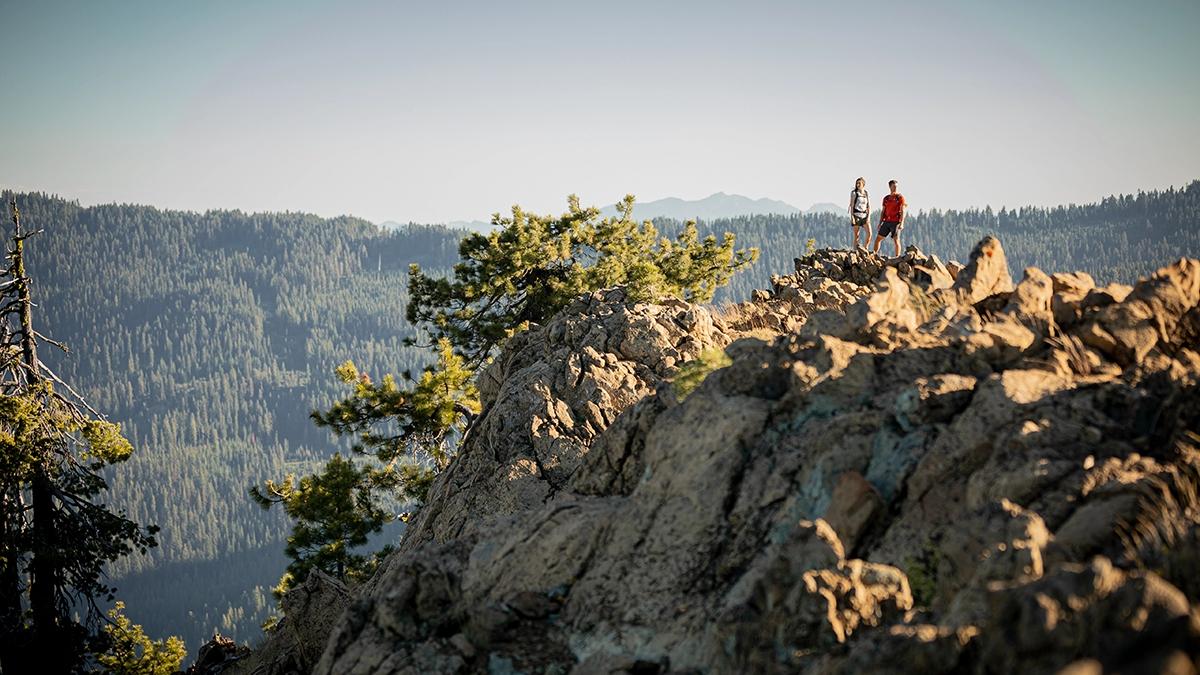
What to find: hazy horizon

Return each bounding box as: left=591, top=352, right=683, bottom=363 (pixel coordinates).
left=3, top=0, right=1198, bottom=224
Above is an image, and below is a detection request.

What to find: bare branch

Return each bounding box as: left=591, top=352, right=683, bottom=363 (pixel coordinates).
left=38, top=361, right=104, bottom=419
left=32, top=331, right=68, bottom=354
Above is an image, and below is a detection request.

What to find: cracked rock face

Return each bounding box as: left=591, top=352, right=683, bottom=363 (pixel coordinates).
left=399, top=287, right=733, bottom=552
left=263, top=238, right=1200, bottom=675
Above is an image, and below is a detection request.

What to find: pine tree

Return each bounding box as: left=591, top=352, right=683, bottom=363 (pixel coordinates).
left=407, top=194, right=758, bottom=367
left=309, top=338, right=480, bottom=502
left=254, top=194, right=757, bottom=598
left=0, top=199, right=168, bottom=673
left=308, top=194, right=755, bottom=504
left=250, top=453, right=391, bottom=595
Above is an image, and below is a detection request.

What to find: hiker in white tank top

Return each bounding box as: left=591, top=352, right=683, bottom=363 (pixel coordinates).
left=848, top=177, right=870, bottom=248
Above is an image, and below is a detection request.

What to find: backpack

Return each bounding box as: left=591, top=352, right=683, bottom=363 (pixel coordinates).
left=852, top=189, right=869, bottom=216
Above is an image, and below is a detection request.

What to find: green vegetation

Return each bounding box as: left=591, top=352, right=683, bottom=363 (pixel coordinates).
left=251, top=454, right=391, bottom=595
left=0, top=200, right=175, bottom=673
left=671, top=348, right=733, bottom=400
left=9, top=189, right=465, bottom=648
left=902, top=545, right=942, bottom=609
left=309, top=340, right=480, bottom=504
left=408, top=194, right=758, bottom=366
left=96, top=602, right=187, bottom=675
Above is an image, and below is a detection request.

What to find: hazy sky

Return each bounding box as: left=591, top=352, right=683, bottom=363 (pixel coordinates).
left=2, top=0, right=1198, bottom=223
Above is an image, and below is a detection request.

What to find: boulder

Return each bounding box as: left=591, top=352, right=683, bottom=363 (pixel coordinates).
left=1077, top=258, right=1200, bottom=365
left=715, top=520, right=912, bottom=672
left=186, top=633, right=250, bottom=675
left=820, top=471, right=885, bottom=551
left=951, top=236, right=1014, bottom=305
left=977, top=557, right=1200, bottom=674
left=1003, top=267, right=1054, bottom=331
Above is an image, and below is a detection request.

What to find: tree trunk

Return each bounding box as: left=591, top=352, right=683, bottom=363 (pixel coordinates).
left=10, top=200, right=60, bottom=659
left=29, top=471, right=56, bottom=645
left=0, top=486, right=26, bottom=666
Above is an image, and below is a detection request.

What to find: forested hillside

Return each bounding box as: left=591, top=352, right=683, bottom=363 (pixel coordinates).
left=8, top=192, right=464, bottom=650
left=6, top=181, right=1195, bottom=654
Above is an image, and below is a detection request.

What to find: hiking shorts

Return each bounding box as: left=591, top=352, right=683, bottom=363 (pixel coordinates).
left=851, top=215, right=869, bottom=227
left=878, top=221, right=902, bottom=239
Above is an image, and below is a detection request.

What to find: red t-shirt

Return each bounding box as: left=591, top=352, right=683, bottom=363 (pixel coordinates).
left=882, top=193, right=906, bottom=222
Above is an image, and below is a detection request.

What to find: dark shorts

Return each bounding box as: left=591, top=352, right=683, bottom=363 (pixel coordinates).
left=878, top=221, right=902, bottom=238
left=851, top=215, right=869, bottom=227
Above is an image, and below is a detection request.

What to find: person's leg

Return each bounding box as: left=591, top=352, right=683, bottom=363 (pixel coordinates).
left=892, top=233, right=901, bottom=257
left=872, top=234, right=883, bottom=255
left=851, top=225, right=859, bottom=248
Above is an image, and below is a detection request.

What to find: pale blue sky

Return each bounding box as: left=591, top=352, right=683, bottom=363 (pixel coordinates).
left=2, top=0, right=1197, bottom=223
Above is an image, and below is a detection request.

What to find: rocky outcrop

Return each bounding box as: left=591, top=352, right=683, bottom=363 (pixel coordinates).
left=726, top=245, right=957, bottom=340
left=397, top=287, right=733, bottom=553
left=271, top=238, right=1200, bottom=673
left=187, top=633, right=251, bottom=674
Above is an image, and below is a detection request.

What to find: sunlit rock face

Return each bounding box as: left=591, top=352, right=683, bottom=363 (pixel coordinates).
left=247, top=239, right=1200, bottom=675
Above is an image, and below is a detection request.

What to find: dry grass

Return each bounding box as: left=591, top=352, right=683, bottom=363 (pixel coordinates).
left=907, top=283, right=947, bottom=323
left=1043, top=332, right=1095, bottom=377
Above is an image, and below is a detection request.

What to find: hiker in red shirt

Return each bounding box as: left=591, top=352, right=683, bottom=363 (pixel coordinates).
left=872, top=179, right=906, bottom=258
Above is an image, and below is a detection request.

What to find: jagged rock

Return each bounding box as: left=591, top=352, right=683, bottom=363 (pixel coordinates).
left=913, top=254, right=955, bottom=291
left=801, top=268, right=918, bottom=348
left=892, top=374, right=977, bottom=432
left=977, top=557, right=1200, bottom=674
left=941, top=499, right=1051, bottom=624
left=186, top=633, right=250, bottom=674
left=288, top=238, right=1200, bottom=674
left=402, top=288, right=732, bottom=550
left=946, top=260, right=964, bottom=281
left=803, top=624, right=980, bottom=675
left=843, top=268, right=919, bottom=346
left=1052, top=271, right=1096, bottom=296
left=1078, top=258, right=1200, bottom=365
left=571, top=387, right=674, bottom=497
left=714, top=520, right=912, bottom=672
left=950, top=236, right=1014, bottom=304
left=1051, top=271, right=1098, bottom=327
left=1003, top=267, right=1054, bottom=331
left=820, top=471, right=884, bottom=552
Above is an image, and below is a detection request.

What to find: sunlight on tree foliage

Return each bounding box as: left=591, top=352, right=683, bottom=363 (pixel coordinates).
left=95, top=602, right=187, bottom=675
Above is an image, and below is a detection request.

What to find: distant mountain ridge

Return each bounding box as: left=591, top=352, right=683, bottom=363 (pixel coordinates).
left=381, top=194, right=836, bottom=231
left=805, top=202, right=843, bottom=215
left=599, top=192, right=804, bottom=221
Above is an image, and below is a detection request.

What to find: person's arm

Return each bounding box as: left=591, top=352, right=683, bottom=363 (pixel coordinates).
left=849, top=194, right=855, bottom=218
